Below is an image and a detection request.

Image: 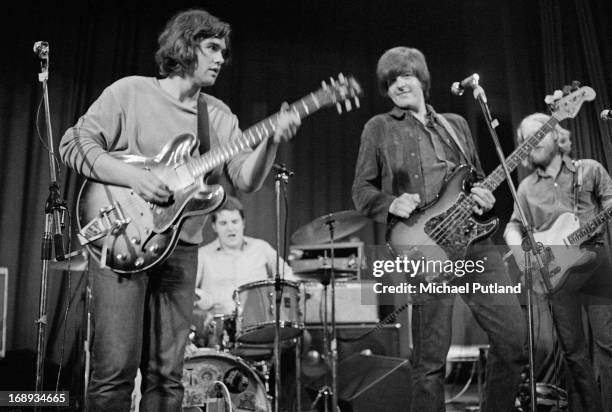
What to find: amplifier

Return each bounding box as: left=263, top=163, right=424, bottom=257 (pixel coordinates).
left=289, top=242, right=364, bottom=281
left=0, top=267, right=7, bottom=358
left=303, top=280, right=378, bottom=324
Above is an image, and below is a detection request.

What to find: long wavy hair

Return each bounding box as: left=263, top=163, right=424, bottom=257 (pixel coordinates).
left=155, top=9, right=231, bottom=77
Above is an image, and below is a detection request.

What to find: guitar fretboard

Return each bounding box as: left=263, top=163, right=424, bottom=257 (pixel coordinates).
left=187, top=92, right=326, bottom=179
left=457, top=116, right=561, bottom=212
left=481, top=116, right=560, bottom=192
left=566, top=206, right=612, bottom=245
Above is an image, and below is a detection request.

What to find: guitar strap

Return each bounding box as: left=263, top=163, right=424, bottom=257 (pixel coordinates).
left=435, top=113, right=474, bottom=168
left=197, top=94, right=211, bottom=154
left=572, top=159, right=583, bottom=215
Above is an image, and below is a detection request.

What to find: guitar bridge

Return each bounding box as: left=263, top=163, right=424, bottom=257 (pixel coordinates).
left=78, top=202, right=132, bottom=245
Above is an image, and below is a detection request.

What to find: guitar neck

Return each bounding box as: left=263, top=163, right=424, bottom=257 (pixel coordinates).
left=187, top=93, right=322, bottom=179
left=480, top=116, right=561, bottom=192
left=566, top=205, right=612, bottom=245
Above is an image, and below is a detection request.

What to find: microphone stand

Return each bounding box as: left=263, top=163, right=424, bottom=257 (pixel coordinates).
left=467, top=80, right=551, bottom=412
left=34, top=41, right=68, bottom=404
left=273, top=164, right=293, bottom=412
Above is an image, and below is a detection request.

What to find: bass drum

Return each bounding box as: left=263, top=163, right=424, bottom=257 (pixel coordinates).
left=182, top=348, right=270, bottom=412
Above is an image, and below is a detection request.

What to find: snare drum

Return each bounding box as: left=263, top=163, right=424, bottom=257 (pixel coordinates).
left=182, top=348, right=270, bottom=412
left=234, top=279, right=303, bottom=344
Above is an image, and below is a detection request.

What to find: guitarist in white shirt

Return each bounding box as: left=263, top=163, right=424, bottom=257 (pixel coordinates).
left=504, top=112, right=612, bottom=412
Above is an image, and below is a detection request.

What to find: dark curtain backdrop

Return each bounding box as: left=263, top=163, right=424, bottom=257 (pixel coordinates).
left=1, top=0, right=610, bottom=392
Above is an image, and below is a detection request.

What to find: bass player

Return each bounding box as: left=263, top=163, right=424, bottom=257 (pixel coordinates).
left=351, top=46, right=526, bottom=412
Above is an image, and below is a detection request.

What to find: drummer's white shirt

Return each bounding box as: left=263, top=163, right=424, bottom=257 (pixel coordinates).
left=195, top=236, right=294, bottom=315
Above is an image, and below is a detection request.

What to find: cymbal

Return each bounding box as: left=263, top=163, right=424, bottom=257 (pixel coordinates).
left=291, top=210, right=368, bottom=245
left=49, top=252, right=88, bottom=272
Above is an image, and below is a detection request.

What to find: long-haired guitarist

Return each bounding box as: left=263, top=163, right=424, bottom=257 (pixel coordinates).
left=59, top=9, right=300, bottom=411
left=351, top=46, right=526, bottom=412
left=504, top=112, right=612, bottom=411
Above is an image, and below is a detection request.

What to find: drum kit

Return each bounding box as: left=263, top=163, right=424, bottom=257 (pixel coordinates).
left=51, top=211, right=367, bottom=412
left=183, top=210, right=367, bottom=412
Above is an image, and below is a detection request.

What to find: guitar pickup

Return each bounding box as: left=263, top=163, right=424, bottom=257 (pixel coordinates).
left=78, top=202, right=131, bottom=245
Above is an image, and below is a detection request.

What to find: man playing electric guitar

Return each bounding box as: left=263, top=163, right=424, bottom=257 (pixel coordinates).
left=59, top=9, right=301, bottom=411
left=352, top=47, right=526, bottom=412
left=504, top=112, right=612, bottom=412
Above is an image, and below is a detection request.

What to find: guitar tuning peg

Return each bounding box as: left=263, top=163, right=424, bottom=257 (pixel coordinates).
left=354, top=96, right=360, bottom=108
left=321, top=80, right=328, bottom=89
left=330, top=77, right=337, bottom=85
left=544, top=90, right=563, bottom=105
left=345, top=99, right=352, bottom=112
left=336, top=103, right=342, bottom=114
left=571, top=80, right=581, bottom=90
left=562, top=85, right=572, bottom=95
left=338, top=72, right=346, bottom=83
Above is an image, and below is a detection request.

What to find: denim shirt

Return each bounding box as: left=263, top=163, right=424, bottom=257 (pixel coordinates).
left=352, top=105, right=483, bottom=223
left=505, top=156, right=612, bottom=243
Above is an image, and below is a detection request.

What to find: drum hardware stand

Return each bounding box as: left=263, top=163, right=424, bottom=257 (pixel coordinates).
left=33, top=40, right=69, bottom=409
left=310, top=217, right=340, bottom=412
left=272, top=163, right=293, bottom=412
left=454, top=74, right=551, bottom=412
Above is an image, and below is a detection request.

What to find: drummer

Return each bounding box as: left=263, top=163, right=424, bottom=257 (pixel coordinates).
left=193, top=196, right=296, bottom=345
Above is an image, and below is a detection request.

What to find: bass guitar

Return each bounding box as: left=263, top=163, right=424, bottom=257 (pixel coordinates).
left=77, top=74, right=362, bottom=273
left=519, top=205, right=612, bottom=294
left=386, top=85, right=595, bottom=283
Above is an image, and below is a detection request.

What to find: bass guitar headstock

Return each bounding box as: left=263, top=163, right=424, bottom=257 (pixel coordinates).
left=546, top=81, right=596, bottom=121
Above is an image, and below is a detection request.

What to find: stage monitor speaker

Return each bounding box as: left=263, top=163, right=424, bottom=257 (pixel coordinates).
left=306, top=323, right=401, bottom=361
left=0, top=267, right=6, bottom=359
left=308, top=353, right=412, bottom=412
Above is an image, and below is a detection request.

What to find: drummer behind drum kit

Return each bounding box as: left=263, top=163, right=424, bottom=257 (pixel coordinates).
left=51, top=211, right=369, bottom=411
left=180, top=210, right=369, bottom=412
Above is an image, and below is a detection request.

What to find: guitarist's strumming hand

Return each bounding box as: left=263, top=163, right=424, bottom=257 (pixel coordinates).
left=273, top=102, right=301, bottom=144
left=470, top=184, right=495, bottom=215
left=390, top=193, right=421, bottom=218
left=129, top=168, right=173, bottom=204
left=504, top=228, right=526, bottom=271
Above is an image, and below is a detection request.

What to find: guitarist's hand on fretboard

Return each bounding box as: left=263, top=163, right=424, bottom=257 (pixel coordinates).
left=390, top=193, right=421, bottom=218
left=272, top=102, right=301, bottom=143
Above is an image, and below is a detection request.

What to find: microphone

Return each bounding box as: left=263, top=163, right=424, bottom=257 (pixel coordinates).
left=33, top=41, right=49, bottom=59
left=601, top=109, right=612, bottom=121
left=451, top=73, right=480, bottom=96
left=273, top=163, right=294, bottom=177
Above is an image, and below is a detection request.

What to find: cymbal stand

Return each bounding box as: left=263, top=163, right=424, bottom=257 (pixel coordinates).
left=272, top=164, right=293, bottom=412
left=323, top=216, right=339, bottom=412
left=310, top=216, right=340, bottom=412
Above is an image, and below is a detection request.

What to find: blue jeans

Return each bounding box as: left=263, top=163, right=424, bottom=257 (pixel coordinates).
left=410, top=241, right=527, bottom=412
left=550, top=247, right=612, bottom=412
left=87, top=243, right=198, bottom=412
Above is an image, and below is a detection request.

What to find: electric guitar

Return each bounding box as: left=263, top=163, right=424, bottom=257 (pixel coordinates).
left=520, top=206, right=612, bottom=294
left=77, top=75, right=362, bottom=273
left=386, top=85, right=595, bottom=283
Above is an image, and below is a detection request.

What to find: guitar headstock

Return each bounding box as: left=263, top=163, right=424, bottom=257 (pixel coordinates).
left=318, top=73, right=363, bottom=114
left=546, top=81, right=596, bottom=121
